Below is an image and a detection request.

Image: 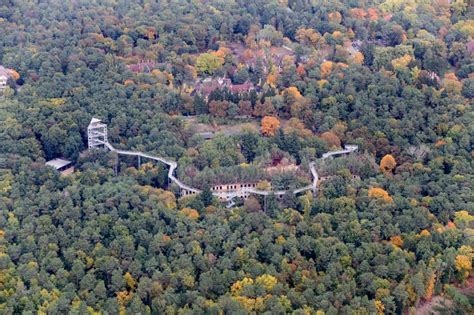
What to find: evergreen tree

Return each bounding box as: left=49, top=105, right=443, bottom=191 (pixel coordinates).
left=200, top=184, right=213, bottom=207
left=193, top=95, right=208, bottom=115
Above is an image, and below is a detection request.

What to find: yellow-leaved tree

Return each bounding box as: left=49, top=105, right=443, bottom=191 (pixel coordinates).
left=196, top=52, right=224, bottom=75
left=124, top=272, right=136, bottom=290
left=255, top=274, right=278, bottom=291
left=116, top=291, right=133, bottom=315
left=455, top=246, right=473, bottom=282
left=454, top=210, right=474, bottom=229
left=391, top=54, right=412, bottom=70
left=442, top=72, right=462, bottom=95
left=374, top=300, right=385, bottom=315
left=256, top=180, right=271, bottom=191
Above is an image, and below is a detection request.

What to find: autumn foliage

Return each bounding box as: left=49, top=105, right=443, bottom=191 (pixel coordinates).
left=296, top=64, right=305, bottom=76
left=391, top=54, right=412, bottom=70
left=9, top=69, right=20, bottom=81
left=390, top=235, right=403, bottom=248
left=261, top=116, right=280, bottom=136
left=328, top=12, right=342, bottom=23
left=320, top=131, right=341, bottom=148
left=424, top=273, right=436, bottom=300
left=181, top=207, right=200, bottom=220
left=1, top=1, right=472, bottom=314
left=124, top=272, right=136, bottom=290
left=455, top=247, right=473, bottom=281
left=442, top=72, right=462, bottom=95
left=320, top=61, right=333, bottom=78
left=284, top=86, right=303, bottom=101
left=295, top=28, right=321, bottom=46
left=353, top=52, right=364, bottom=65
left=350, top=8, right=367, bottom=19
left=380, top=154, right=397, bottom=173
left=116, top=291, right=133, bottom=315
left=266, top=73, right=278, bottom=88
left=209, top=100, right=230, bottom=118
left=255, top=274, right=278, bottom=291
left=368, top=187, right=393, bottom=203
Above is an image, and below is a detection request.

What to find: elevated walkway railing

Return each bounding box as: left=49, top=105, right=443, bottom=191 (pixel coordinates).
left=95, top=139, right=358, bottom=201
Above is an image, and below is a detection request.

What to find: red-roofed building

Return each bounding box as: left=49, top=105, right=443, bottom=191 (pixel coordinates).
left=194, top=77, right=255, bottom=97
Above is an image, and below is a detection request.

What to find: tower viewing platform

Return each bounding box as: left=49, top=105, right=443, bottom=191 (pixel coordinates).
left=87, top=118, right=108, bottom=149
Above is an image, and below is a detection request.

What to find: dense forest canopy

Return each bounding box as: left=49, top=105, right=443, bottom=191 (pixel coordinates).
left=0, top=0, right=473, bottom=314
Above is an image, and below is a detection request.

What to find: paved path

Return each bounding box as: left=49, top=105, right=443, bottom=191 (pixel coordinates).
left=99, top=140, right=357, bottom=201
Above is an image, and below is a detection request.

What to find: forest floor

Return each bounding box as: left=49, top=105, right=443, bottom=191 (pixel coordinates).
left=415, top=277, right=474, bottom=315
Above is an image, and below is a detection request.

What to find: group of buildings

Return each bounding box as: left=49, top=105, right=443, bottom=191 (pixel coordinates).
left=192, top=77, right=255, bottom=98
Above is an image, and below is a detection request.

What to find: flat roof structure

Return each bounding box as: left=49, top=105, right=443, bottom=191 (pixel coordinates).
left=0, top=65, right=11, bottom=77
left=45, top=158, right=72, bottom=170
left=198, top=132, right=214, bottom=140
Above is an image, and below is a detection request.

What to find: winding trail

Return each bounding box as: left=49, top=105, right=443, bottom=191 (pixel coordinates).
left=99, top=140, right=357, bottom=202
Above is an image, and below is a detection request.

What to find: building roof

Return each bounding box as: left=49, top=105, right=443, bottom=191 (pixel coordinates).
left=90, top=117, right=102, bottom=124
left=45, top=158, right=72, bottom=170
left=127, top=60, right=156, bottom=73
left=0, top=66, right=12, bottom=78
left=229, top=82, right=253, bottom=93
left=194, top=77, right=254, bottom=96
left=89, top=117, right=106, bottom=128
left=198, top=132, right=214, bottom=139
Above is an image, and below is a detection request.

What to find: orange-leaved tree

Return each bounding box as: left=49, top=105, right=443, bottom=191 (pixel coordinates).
left=353, top=52, right=364, bottom=65
left=424, top=272, right=436, bottom=300
left=9, top=69, right=20, bottom=81
left=380, top=154, right=397, bottom=173
left=266, top=73, right=278, bottom=88
left=368, top=187, right=393, bottom=203
left=320, top=61, right=333, bottom=78
left=261, top=116, right=280, bottom=136
left=181, top=207, right=200, bottom=220
left=390, top=235, right=403, bottom=248
left=284, top=86, right=303, bottom=103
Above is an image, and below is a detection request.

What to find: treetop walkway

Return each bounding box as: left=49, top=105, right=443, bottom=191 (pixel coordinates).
left=88, top=118, right=358, bottom=205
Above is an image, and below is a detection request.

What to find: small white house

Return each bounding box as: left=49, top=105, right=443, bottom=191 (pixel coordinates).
left=0, top=66, right=11, bottom=90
